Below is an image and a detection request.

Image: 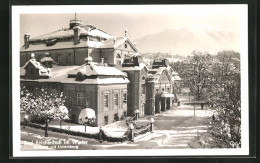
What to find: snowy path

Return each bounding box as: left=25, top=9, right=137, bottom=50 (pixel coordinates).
left=132, top=105, right=213, bottom=149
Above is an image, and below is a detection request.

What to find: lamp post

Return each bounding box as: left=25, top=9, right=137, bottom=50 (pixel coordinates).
left=23, top=114, right=29, bottom=129
left=99, top=126, right=103, bottom=143
left=129, top=123, right=134, bottom=142
left=150, top=118, right=154, bottom=133
left=134, top=109, right=140, bottom=121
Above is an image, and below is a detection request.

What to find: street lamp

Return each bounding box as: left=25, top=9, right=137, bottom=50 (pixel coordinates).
left=134, top=109, right=140, bottom=120
left=149, top=118, right=154, bottom=133
left=129, top=123, right=134, bottom=142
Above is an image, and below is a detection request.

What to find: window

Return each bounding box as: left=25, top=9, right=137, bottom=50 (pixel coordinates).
left=104, top=116, right=108, bottom=125
left=116, top=54, right=121, bottom=65
left=123, top=93, right=127, bottom=104
left=114, top=113, right=119, bottom=121
left=116, top=54, right=121, bottom=58
left=116, top=60, right=121, bottom=65
left=123, top=111, right=127, bottom=117
left=124, top=43, right=127, bottom=49
left=141, top=84, right=146, bottom=94
left=167, top=88, right=170, bottom=91
left=162, top=88, right=165, bottom=91
left=77, top=92, right=85, bottom=107
left=104, top=94, right=109, bottom=108
left=72, top=96, right=77, bottom=106
left=86, top=97, right=90, bottom=107
left=113, top=94, right=119, bottom=106
left=156, top=89, right=159, bottom=93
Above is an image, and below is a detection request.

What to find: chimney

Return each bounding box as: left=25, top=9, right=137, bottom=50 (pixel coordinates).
left=124, top=29, right=127, bottom=37
left=41, top=52, right=53, bottom=68
left=30, top=53, right=35, bottom=61
left=113, top=37, right=116, bottom=44
left=24, top=32, right=30, bottom=49
left=73, top=26, right=80, bottom=45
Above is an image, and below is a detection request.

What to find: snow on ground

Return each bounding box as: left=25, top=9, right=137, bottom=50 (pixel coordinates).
left=131, top=105, right=213, bottom=149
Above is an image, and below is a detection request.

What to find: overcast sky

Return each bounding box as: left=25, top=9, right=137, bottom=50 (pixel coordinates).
left=19, top=5, right=244, bottom=46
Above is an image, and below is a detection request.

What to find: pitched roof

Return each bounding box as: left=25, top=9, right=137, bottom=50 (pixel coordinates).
left=20, top=65, right=80, bottom=82
left=99, top=37, right=138, bottom=52
left=69, top=62, right=127, bottom=77
left=61, top=77, right=130, bottom=84
left=120, top=63, right=148, bottom=71
left=20, top=41, right=103, bottom=52
left=30, top=25, right=112, bottom=41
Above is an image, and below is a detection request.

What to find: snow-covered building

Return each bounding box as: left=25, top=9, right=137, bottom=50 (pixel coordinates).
left=120, top=55, right=148, bottom=117
left=62, top=57, right=129, bottom=126
left=20, top=16, right=138, bottom=67
left=21, top=56, right=129, bottom=126
left=20, top=15, right=182, bottom=126
left=146, top=58, right=175, bottom=114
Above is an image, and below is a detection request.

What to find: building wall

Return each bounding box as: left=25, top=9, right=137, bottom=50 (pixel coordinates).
left=122, top=69, right=147, bottom=117
left=63, top=83, right=127, bottom=126
left=74, top=48, right=88, bottom=65
left=63, top=84, right=98, bottom=124
left=89, top=49, right=101, bottom=63
left=20, top=47, right=89, bottom=67
left=96, top=84, right=127, bottom=126
left=100, top=49, right=115, bottom=66
left=145, top=70, right=173, bottom=115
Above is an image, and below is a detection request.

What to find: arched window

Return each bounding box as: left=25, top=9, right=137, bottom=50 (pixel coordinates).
left=116, top=54, right=121, bottom=58
left=116, top=54, right=122, bottom=65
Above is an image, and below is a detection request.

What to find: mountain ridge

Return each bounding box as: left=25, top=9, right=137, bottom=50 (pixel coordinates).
left=134, top=25, right=240, bottom=55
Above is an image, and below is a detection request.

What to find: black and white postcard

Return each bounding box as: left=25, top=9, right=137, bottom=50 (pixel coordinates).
left=12, top=5, right=249, bottom=157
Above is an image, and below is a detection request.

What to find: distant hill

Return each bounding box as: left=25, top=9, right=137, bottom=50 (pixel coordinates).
left=134, top=25, right=240, bottom=55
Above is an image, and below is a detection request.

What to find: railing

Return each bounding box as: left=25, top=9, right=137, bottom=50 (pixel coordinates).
left=21, top=119, right=154, bottom=143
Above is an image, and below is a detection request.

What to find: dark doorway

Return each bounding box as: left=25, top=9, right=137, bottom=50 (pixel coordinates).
left=155, top=95, right=161, bottom=113
left=161, top=97, right=166, bottom=111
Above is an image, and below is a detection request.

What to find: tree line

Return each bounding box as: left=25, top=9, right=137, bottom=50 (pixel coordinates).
left=170, top=50, right=241, bottom=148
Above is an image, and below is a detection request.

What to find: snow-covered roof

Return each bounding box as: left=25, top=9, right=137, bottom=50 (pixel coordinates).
left=23, top=59, right=52, bottom=77
left=69, top=62, right=127, bottom=77
left=30, top=25, right=112, bottom=42
left=172, top=75, right=182, bottom=81
left=20, top=65, right=80, bottom=82
left=99, top=37, right=138, bottom=52
left=20, top=41, right=103, bottom=52
left=120, top=63, right=147, bottom=71
left=40, top=57, right=53, bottom=62
left=61, top=77, right=130, bottom=85
left=148, top=67, right=166, bottom=75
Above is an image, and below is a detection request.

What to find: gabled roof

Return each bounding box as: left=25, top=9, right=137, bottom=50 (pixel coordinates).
left=98, top=37, right=138, bottom=52
left=23, top=59, right=52, bottom=78
left=147, top=67, right=172, bottom=83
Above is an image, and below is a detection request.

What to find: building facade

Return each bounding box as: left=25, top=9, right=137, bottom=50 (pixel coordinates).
left=146, top=59, right=175, bottom=115
left=120, top=56, right=148, bottom=117
left=20, top=17, right=138, bottom=67
left=20, top=16, right=182, bottom=126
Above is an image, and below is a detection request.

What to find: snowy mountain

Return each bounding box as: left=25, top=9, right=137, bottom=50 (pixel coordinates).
left=134, top=25, right=240, bottom=55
